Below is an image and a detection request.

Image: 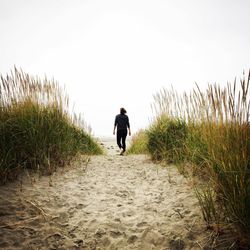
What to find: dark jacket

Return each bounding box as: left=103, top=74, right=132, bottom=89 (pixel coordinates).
left=114, top=114, right=130, bottom=131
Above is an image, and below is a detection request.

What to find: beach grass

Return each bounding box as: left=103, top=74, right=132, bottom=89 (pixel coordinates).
left=129, top=71, right=250, bottom=245
left=0, top=67, right=102, bottom=183
left=147, top=115, right=187, bottom=164
left=127, top=129, right=148, bottom=154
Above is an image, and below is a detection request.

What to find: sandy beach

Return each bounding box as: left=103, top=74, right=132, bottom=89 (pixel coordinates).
left=0, top=138, right=209, bottom=249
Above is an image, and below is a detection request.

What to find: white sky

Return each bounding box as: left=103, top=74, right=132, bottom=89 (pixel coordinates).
left=0, top=0, right=249, bottom=136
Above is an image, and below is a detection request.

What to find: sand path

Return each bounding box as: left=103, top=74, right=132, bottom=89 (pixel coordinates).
left=0, top=139, right=208, bottom=249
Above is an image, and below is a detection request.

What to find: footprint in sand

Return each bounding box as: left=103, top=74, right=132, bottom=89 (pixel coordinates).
left=94, top=228, right=106, bottom=238
left=115, top=190, right=129, bottom=198
left=127, top=199, right=134, bottom=205
left=16, top=227, right=37, bottom=237
left=74, top=239, right=84, bottom=247
left=56, top=212, right=69, bottom=223
left=45, top=233, right=66, bottom=248
left=115, top=190, right=134, bottom=198
left=136, top=221, right=148, bottom=227
left=110, top=229, right=123, bottom=238
left=68, top=207, right=77, bottom=215
left=122, top=210, right=136, bottom=217
left=76, top=203, right=85, bottom=209
left=127, top=234, right=138, bottom=244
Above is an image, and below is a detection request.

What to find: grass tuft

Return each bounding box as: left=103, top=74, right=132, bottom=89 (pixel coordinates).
left=0, top=67, right=102, bottom=183
left=127, top=129, right=148, bottom=154
left=147, top=115, right=187, bottom=164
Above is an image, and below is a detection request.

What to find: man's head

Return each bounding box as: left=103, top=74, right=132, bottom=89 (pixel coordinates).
left=120, top=107, right=127, bottom=115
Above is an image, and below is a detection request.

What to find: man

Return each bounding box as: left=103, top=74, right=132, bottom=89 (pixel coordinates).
left=113, top=108, right=131, bottom=155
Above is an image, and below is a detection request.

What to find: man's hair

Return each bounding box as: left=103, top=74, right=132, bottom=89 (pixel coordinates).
left=120, top=107, right=127, bottom=114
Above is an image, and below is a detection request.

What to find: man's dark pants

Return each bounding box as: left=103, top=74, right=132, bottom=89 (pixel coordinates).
left=117, top=129, right=128, bottom=151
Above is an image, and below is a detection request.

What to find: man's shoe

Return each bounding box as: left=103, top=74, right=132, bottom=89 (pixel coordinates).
left=120, top=149, right=125, bottom=155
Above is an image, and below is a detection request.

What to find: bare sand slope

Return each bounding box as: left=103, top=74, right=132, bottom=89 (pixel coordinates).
left=0, top=141, right=208, bottom=250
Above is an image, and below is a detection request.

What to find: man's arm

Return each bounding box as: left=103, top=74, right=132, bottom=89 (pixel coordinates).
left=127, top=117, right=131, bottom=136
left=113, top=116, right=117, bottom=135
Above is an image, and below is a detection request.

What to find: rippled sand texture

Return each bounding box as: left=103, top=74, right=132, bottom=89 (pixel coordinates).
left=0, top=139, right=208, bottom=249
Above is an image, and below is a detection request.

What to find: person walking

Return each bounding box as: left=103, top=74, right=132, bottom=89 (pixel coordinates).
left=113, top=108, right=131, bottom=155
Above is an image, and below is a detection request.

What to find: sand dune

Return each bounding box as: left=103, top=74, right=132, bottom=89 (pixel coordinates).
left=0, top=139, right=209, bottom=249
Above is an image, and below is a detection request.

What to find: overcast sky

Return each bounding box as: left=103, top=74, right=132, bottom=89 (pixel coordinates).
left=0, top=0, right=249, bottom=136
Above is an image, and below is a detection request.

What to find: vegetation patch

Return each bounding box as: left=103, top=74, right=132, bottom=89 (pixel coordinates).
left=0, top=68, right=102, bottom=183
left=127, top=129, right=148, bottom=154
left=129, top=71, right=250, bottom=247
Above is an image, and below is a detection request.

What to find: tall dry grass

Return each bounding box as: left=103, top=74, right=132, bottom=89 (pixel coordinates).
left=155, top=71, right=249, bottom=241
left=129, top=70, right=250, bottom=245
left=0, top=67, right=102, bottom=183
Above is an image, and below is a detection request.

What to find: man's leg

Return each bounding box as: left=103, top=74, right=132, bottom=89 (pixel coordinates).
left=116, top=130, right=122, bottom=149
left=121, top=130, right=128, bottom=152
